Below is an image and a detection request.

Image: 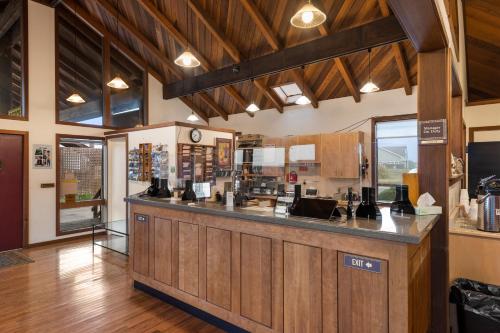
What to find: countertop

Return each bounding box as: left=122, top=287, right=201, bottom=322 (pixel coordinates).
left=125, top=195, right=440, bottom=244
left=449, top=215, right=500, bottom=240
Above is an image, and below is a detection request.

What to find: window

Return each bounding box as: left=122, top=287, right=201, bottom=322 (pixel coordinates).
left=55, top=7, right=146, bottom=129
left=56, top=6, right=103, bottom=125
left=56, top=135, right=104, bottom=235
left=272, top=83, right=303, bottom=105
left=374, top=117, right=418, bottom=201
left=0, top=0, right=27, bottom=120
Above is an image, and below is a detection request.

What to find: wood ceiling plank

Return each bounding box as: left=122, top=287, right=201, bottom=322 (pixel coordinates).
left=254, top=78, right=283, bottom=113
left=188, top=0, right=242, bottom=62
left=239, top=0, right=281, bottom=51
left=198, top=92, right=229, bottom=120
left=334, top=57, right=360, bottom=103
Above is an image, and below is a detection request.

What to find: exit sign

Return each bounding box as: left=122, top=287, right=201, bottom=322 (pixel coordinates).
left=343, top=254, right=382, bottom=273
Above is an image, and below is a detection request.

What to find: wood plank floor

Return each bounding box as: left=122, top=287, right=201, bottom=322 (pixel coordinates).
left=0, top=239, right=225, bottom=333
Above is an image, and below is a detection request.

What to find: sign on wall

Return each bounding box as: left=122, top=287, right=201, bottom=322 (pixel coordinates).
left=418, top=119, right=448, bottom=145
left=33, top=144, right=52, bottom=169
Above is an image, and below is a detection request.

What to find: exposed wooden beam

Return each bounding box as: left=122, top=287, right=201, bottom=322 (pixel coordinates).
left=378, top=0, right=412, bottom=95
left=164, top=16, right=407, bottom=98
left=136, top=0, right=250, bottom=118
left=386, top=0, right=447, bottom=52
left=62, top=0, right=207, bottom=121
left=179, top=96, right=209, bottom=123
left=253, top=79, right=283, bottom=113
left=240, top=0, right=281, bottom=51
left=187, top=0, right=242, bottom=62
left=334, top=58, right=360, bottom=103
left=198, top=92, right=229, bottom=120
left=290, top=69, right=319, bottom=108
left=32, top=0, right=63, bottom=7
left=0, top=0, right=21, bottom=39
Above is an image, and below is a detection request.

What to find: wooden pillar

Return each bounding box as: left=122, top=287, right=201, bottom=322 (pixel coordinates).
left=417, top=48, right=451, bottom=333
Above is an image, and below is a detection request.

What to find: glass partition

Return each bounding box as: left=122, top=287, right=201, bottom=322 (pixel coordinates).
left=57, top=136, right=104, bottom=235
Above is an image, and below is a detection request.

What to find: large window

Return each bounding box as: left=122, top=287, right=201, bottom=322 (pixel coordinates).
left=55, top=7, right=145, bottom=128
left=374, top=117, right=418, bottom=201
left=57, top=135, right=104, bottom=235
left=0, top=0, right=27, bottom=119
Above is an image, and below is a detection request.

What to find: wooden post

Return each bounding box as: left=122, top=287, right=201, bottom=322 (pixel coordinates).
left=417, top=48, right=451, bottom=333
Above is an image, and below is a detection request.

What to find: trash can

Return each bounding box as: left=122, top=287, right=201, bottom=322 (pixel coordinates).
left=450, top=278, right=500, bottom=333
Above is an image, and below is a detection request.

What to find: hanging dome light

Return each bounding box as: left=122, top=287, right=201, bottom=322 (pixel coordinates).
left=360, top=48, right=380, bottom=93
left=295, top=95, right=311, bottom=105
left=290, top=1, right=326, bottom=29
left=66, top=93, right=86, bottom=104
left=107, top=75, right=129, bottom=89
left=175, top=50, right=201, bottom=68
left=246, top=103, right=260, bottom=112
left=187, top=111, right=199, bottom=122
left=360, top=81, right=380, bottom=93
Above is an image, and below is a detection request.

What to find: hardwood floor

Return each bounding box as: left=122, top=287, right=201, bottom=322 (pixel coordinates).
left=0, top=239, right=224, bottom=333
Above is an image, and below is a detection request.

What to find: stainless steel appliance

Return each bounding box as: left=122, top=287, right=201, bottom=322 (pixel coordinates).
left=477, top=176, right=500, bottom=232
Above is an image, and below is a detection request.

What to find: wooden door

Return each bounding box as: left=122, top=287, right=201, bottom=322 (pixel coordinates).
left=338, top=252, right=388, bottom=333
left=206, top=227, right=232, bottom=309
left=154, top=217, right=173, bottom=286
left=178, top=221, right=199, bottom=296
left=240, top=234, right=273, bottom=327
left=133, top=213, right=149, bottom=276
left=321, top=133, right=340, bottom=178
left=283, top=242, right=323, bottom=333
left=0, top=134, right=24, bottom=251
left=338, top=132, right=361, bottom=179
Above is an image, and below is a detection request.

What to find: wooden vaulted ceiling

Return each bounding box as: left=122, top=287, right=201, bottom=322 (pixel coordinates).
left=61, top=0, right=416, bottom=120
left=464, top=0, right=500, bottom=105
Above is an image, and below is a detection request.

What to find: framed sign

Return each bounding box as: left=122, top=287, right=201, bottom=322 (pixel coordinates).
left=33, top=144, right=52, bottom=169
left=418, top=119, right=447, bottom=145
left=215, top=138, right=232, bottom=171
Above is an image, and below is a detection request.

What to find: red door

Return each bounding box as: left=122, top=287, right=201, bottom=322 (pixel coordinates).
left=0, top=134, right=24, bottom=251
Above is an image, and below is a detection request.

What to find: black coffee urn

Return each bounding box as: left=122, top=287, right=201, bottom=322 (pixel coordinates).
left=390, top=184, right=415, bottom=214
left=181, top=180, right=197, bottom=201
left=356, top=187, right=381, bottom=219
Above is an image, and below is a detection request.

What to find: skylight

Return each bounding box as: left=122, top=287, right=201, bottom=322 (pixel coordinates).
left=272, top=83, right=304, bottom=104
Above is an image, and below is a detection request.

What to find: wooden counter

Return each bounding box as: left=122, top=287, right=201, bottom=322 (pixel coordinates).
left=129, top=200, right=432, bottom=333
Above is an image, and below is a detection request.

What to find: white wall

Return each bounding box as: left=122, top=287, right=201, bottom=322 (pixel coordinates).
left=209, top=88, right=416, bottom=136
left=148, top=74, right=208, bottom=125
left=0, top=2, right=106, bottom=244
left=107, top=137, right=126, bottom=222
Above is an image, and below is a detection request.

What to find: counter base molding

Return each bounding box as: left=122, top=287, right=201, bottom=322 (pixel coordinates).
left=130, top=204, right=431, bottom=333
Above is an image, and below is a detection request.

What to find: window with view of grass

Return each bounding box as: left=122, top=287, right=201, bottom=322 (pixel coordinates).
left=374, top=118, right=418, bottom=201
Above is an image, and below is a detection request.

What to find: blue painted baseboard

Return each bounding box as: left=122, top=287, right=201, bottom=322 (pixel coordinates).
left=133, top=280, right=249, bottom=333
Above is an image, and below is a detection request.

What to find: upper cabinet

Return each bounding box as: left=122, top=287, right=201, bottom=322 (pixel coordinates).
left=264, top=132, right=363, bottom=179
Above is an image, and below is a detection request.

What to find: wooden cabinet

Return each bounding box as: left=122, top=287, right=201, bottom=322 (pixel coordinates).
left=321, top=132, right=364, bottom=178
left=129, top=204, right=429, bottom=333
left=296, top=134, right=322, bottom=163
left=132, top=213, right=149, bottom=276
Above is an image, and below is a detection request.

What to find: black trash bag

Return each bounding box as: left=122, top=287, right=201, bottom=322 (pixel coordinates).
left=450, top=278, right=500, bottom=332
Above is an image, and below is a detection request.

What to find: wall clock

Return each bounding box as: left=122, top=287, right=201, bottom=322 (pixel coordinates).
left=190, top=128, right=202, bottom=143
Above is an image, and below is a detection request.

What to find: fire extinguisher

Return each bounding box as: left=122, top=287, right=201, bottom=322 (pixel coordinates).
left=287, top=171, right=298, bottom=184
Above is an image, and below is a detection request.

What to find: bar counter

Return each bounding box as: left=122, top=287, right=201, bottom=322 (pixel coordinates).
left=126, top=195, right=438, bottom=333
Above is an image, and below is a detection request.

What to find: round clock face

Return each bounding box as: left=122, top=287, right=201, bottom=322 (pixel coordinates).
left=190, top=128, right=202, bottom=143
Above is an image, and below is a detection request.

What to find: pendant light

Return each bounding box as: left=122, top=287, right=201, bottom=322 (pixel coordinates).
left=175, top=1, right=201, bottom=68
left=360, top=48, right=380, bottom=93
left=290, top=0, right=326, bottom=29
left=66, top=2, right=85, bottom=104
left=186, top=95, right=199, bottom=121
left=106, top=0, right=129, bottom=89
left=246, top=79, right=260, bottom=112
left=295, top=67, right=311, bottom=106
